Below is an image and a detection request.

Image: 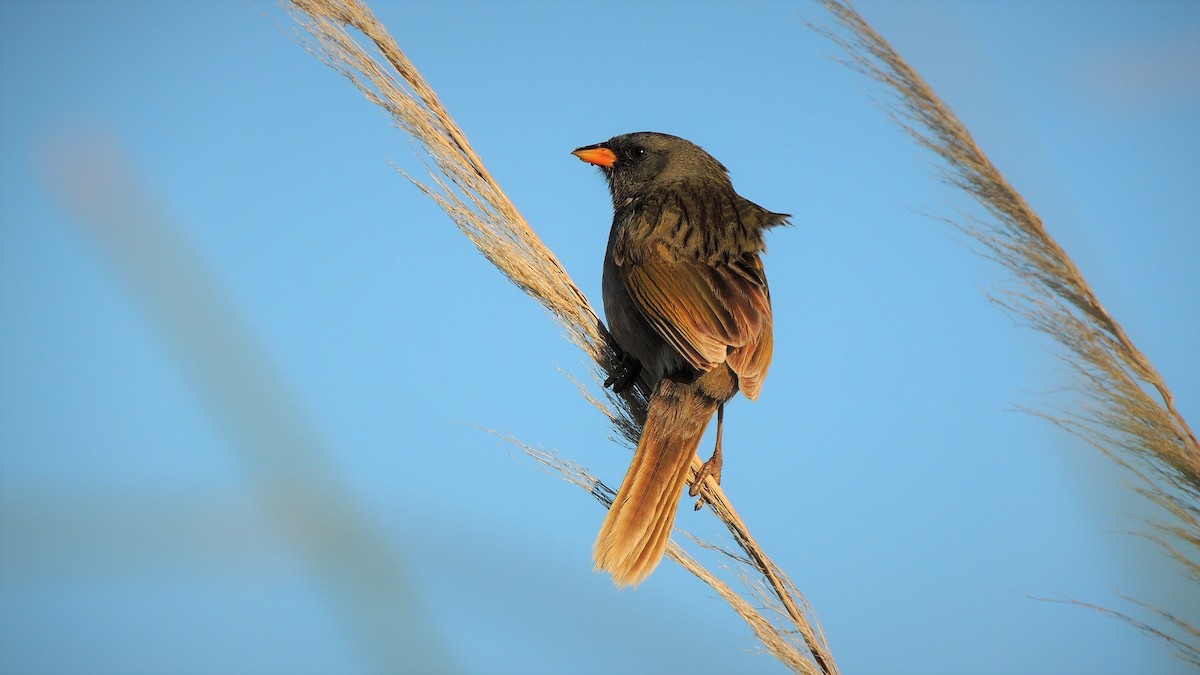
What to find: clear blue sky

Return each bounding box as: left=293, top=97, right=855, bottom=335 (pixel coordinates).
left=2, top=1, right=1198, bottom=673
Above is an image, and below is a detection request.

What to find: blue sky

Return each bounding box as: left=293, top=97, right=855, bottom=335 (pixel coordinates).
left=2, top=1, right=1198, bottom=673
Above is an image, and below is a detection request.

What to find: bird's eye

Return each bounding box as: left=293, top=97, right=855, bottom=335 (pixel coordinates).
left=630, top=146, right=647, bottom=159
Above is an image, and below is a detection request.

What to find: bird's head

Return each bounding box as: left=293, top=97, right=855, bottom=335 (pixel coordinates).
left=572, top=132, right=730, bottom=205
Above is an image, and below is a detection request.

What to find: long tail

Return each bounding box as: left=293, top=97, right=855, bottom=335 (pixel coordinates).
left=594, top=379, right=719, bottom=587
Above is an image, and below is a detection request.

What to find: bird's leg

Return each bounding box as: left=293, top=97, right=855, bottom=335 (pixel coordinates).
left=691, top=402, right=725, bottom=509
left=604, top=352, right=643, bottom=393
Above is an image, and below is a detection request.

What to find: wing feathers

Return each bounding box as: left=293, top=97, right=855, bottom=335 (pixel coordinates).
left=613, top=187, right=776, bottom=395
left=620, top=250, right=772, bottom=393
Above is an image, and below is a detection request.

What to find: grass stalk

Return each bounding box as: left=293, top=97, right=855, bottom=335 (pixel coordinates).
left=809, top=0, right=1200, bottom=663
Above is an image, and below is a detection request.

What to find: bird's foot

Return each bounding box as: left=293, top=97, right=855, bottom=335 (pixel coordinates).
left=690, top=453, right=723, bottom=510
left=604, top=353, right=642, bottom=393
left=691, top=404, right=726, bottom=510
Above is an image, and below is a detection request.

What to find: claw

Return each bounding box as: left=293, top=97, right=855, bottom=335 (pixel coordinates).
left=689, top=402, right=725, bottom=509
left=604, top=353, right=642, bottom=393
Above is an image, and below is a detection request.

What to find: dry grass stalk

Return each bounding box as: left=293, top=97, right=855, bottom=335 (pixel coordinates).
left=43, top=133, right=451, bottom=673
left=811, top=0, right=1199, bottom=662
left=503, top=432, right=825, bottom=675
left=283, top=0, right=837, bottom=672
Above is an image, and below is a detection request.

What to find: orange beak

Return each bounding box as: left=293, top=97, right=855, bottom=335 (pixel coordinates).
left=572, top=145, right=618, bottom=168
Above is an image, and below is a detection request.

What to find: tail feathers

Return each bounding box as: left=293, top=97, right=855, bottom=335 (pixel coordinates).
left=594, top=380, right=717, bottom=586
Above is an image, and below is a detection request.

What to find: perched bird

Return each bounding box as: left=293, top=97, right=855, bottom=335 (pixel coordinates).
left=572, top=132, right=787, bottom=586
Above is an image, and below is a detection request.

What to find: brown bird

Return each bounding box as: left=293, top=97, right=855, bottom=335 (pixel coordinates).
left=572, top=132, right=787, bottom=586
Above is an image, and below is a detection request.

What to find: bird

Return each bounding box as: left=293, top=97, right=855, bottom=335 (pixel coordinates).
left=572, top=131, right=787, bottom=586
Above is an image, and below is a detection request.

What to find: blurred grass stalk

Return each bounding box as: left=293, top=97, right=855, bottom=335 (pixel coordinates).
left=41, top=130, right=451, bottom=673
left=811, top=0, right=1200, bottom=665
left=283, top=0, right=837, bottom=673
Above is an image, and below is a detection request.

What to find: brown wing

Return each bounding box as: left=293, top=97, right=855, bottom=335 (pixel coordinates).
left=722, top=255, right=773, bottom=400
left=620, top=250, right=773, bottom=398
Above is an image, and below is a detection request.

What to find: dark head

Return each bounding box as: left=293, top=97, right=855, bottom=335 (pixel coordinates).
left=572, top=132, right=731, bottom=206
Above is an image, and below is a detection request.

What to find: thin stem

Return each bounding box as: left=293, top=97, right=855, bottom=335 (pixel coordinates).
left=809, top=0, right=1199, bottom=661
